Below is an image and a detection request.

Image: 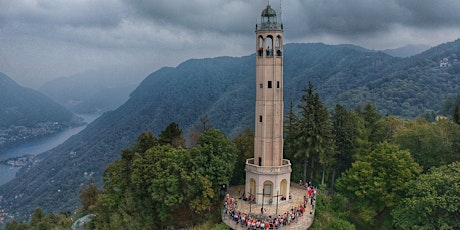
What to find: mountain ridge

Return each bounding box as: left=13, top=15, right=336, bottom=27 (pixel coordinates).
left=0, top=40, right=459, bottom=220
left=382, top=44, right=431, bottom=57
left=0, top=72, right=82, bottom=149
left=38, top=69, right=145, bottom=114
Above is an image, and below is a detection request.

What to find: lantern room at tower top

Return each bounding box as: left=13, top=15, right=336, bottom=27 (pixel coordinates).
left=258, top=4, right=282, bottom=30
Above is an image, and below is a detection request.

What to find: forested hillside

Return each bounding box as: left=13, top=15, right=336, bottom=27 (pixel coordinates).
left=0, top=72, right=81, bottom=148
left=0, top=40, right=459, bottom=221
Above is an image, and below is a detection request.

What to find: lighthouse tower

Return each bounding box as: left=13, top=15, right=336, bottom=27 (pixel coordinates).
left=245, top=4, right=291, bottom=205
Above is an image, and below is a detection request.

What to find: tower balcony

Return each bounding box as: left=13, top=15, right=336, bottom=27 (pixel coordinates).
left=245, top=158, right=292, bottom=175
left=256, top=23, right=283, bottom=30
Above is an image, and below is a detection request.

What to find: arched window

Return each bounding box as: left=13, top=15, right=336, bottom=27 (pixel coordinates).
left=266, top=36, right=273, bottom=56
left=258, top=36, right=264, bottom=56
left=276, top=35, right=282, bottom=56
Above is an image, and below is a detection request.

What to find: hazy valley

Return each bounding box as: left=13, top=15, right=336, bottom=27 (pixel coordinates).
left=0, top=40, right=459, bottom=226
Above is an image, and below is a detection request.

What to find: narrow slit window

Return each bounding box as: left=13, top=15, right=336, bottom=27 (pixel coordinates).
left=259, top=115, right=263, bottom=122
left=268, top=81, right=272, bottom=88
left=260, top=83, right=263, bottom=88
left=277, top=81, right=280, bottom=88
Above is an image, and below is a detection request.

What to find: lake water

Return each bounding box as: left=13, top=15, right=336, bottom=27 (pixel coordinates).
left=0, top=114, right=100, bottom=186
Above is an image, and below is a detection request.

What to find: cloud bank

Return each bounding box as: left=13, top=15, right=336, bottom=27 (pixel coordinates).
left=1, top=0, right=460, bottom=87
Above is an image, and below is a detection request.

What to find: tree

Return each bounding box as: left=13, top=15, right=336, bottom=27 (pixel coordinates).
left=392, top=118, right=460, bottom=170
left=159, top=122, right=185, bottom=148
left=310, top=185, right=355, bottom=230
left=188, top=115, right=213, bottom=148
left=131, top=131, right=158, bottom=154
left=294, top=82, right=334, bottom=183
left=94, top=128, right=238, bottom=229
left=392, top=162, right=460, bottom=229
left=188, top=129, right=238, bottom=214
left=439, top=94, right=460, bottom=116
left=331, top=104, right=366, bottom=190
left=80, top=179, right=100, bottom=213
left=453, top=104, right=460, bottom=124
left=28, top=208, right=71, bottom=230
left=191, top=129, right=238, bottom=197
left=336, top=142, right=422, bottom=224
left=4, top=221, right=29, bottom=230
left=130, top=145, right=190, bottom=224
left=356, top=103, right=385, bottom=148
left=96, top=131, right=161, bottom=229
left=231, top=127, right=254, bottom=185
left=4, top=210, right=71, bottom=230
left=30, top=208, right=45, bottom=229
left=284, top=99, right=302, bottom=181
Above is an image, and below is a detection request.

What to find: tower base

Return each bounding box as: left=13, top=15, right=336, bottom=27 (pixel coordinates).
left=244, top=158, right=291, bottom=205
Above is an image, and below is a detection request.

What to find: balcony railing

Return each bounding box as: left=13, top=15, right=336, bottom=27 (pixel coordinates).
left=257, top=23, right=283, bottom=30
left=245, top=158, right=291, bottom=174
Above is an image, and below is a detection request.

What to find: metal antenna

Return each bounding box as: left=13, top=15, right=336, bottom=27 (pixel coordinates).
left=280, top=0, right=282, bottom=22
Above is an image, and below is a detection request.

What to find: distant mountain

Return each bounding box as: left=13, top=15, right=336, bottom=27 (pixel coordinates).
left=382, top=44, right=431, bottom=57
left=0, top=72, right=82, bottom=148
left=38, top=69, right=145, bottom=114
left=1, top=40, right=459, bottom=220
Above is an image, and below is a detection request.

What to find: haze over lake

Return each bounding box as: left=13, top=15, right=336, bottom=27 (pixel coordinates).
left=0, top=114, right=100, bottom=186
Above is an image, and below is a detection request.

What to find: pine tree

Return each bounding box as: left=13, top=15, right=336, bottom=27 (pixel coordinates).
left=231, top=127, right=254, bottom=185
left=80, top=179, right=100, bottom=213
left=331, top=104, right=364, bottom=189
left=159, top=122, right=186, bottom=148
left=294, top=82, right=334, bottom=183
left=453, top=104, right=460, bottom=125
left=283, top=100, right=302, bottom=181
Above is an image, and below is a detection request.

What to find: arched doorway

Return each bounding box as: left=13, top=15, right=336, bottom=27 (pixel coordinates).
left=263, top=180, right=273, bottom=204
left=280, top=179, right=287, bottom=198
left=249, top=178, right=256, bottom=196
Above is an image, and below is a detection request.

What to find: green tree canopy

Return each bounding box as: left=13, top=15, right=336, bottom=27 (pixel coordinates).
left=291, top=82, right=334, bottom=183
left=80, top=180, right=100, bottom=213
left=453, top=104, right=460, bottom=124
left=336, top=142, right=422, bottom=224
left=392, top=119, right=460, bottom=170
left=93, top=128, right=237, bottom=229
left=392, top=162, right=460, bottom=230
left=191, top=129, right=238, bottom=193
left=130, top=145, right=191, bottom=223
left=231, top=127, right=254, bottom=185
left=4, top=221, right=29, bottom=230
left=310, top=186, right=356, bottom=230
left=159, top=122, right=185, bottom=148
left=331, top=104, right=367, bottom=189
left=355, top=103, right=386, bottom=152
left=284, top=100, right=302, bottom=181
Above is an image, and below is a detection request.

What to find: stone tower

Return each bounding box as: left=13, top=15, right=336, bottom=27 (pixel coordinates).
left=245, top=4, right=291, bottom=205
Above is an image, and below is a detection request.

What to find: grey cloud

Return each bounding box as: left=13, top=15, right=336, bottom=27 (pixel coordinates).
left=0, top=0, right=125, bottom=29
left=284, top=0, right=460, bottom=40
left=2, top=0, right=460, bottom=88
left=300, top=0, right=404, bottom=35
left=121, top=0, right=265, bottom=35
left=396, top=0, right=460, bottom=28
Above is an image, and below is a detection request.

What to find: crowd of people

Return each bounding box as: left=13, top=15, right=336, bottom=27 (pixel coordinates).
left=224, top=203, right=304, bottom=229
left=222, top=183, right=317, bottom=229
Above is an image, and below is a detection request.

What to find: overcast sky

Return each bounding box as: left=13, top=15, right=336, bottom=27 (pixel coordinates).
left=2, top=0, right=460, bottom=88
